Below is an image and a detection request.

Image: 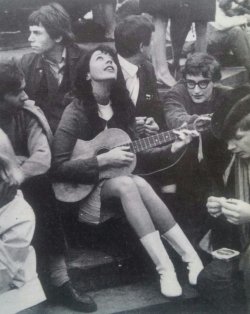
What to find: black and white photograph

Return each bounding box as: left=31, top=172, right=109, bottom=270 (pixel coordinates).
left=0, top=0, right=249, bottom=313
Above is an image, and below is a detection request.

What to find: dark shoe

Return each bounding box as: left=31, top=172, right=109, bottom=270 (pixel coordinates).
left=54, top=281, right=97, bottom=312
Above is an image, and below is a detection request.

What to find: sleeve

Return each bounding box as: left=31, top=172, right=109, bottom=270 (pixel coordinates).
left=214, top=1, right=248, bottom=30
left=51, top=103, right=99, bottom=184
left=162, top=87, right=199, bottom=129
left=20, top=114, right=51, bottom=181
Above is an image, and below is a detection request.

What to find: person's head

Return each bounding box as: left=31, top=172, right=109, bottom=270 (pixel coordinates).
left=182, top=53, right=221, bottom=104
left=211, top=85, right=250, bottom=159
left=28, top=2, right=74, bottom=54
left=114, top=14, right=154, bottom=59
left=74, top=45, right=118, bottom=98
left=0, top=60, right=28, bottom=114
left=74, top=45, right=135, bottom=127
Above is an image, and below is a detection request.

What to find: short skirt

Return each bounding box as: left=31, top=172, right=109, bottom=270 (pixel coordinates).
left=78, top=179, right=122, bottom=225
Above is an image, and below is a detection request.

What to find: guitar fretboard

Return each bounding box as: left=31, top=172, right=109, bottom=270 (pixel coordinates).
left=129, top=130, right=178, bottom=153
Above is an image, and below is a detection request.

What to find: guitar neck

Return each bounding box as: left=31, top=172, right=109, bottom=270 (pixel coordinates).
left=130, top=130, right=178, bottom=153
left=129, top=123, right=197, bottom=153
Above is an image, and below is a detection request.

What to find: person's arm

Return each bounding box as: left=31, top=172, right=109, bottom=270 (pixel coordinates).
left=136, top=129, right=197, bottom=173
left=207, top=196, right=250, bottom=224
left=214, top=0, right=248, bottom=30
left=220, top=198, right=250, bottom=224
left=162, top=85, right=199, bottom=129
left=52, top=103, right=100, bottom=184
left=19, top=114, right=51, bottom=183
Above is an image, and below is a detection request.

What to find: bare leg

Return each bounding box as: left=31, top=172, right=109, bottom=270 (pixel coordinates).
left=132, top=176, right=203, bottom=285
left=195, top=21, right=208, bottom=52
left=132, top=175, right=176, bottom=233
left=152, top=15, right=176, bottom=87
left=101, top=175, right=182, bottom=297
left=101, top=176, right=156, bottom=238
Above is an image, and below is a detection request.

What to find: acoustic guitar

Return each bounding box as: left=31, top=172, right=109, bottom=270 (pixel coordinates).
left=53, top=115, right=212, bottom=203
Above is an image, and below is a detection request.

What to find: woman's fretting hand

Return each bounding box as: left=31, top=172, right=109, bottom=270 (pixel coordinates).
left=97, top=146, right=134, bottom=168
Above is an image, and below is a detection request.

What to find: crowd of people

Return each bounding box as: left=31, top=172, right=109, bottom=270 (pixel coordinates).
left=1, top=1, right=250, bottom=313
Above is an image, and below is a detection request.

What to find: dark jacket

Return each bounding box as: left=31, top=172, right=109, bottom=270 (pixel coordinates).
left=19, top=43, right=85, bottom=133
left=118, top=58, right=166, bottom=130
left=163, top=80, right=232, bottom=194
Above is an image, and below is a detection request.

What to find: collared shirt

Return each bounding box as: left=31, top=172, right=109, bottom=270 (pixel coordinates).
left=98, top=101, right=114, bottom=121
left=43, top=48, right=66, bottom=85
left=118, top=54, right=139, bottom=106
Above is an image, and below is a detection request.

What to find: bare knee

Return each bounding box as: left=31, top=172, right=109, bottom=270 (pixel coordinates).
left=111, top=176, right=138, bottom=196
left=132, top=175, right=151, bottom=192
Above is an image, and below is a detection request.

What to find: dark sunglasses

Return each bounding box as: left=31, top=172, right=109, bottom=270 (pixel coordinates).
left=185, top=79, right=211, bottom=89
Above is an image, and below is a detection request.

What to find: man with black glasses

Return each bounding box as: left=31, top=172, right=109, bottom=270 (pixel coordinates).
left=163, top=53, right=232, bottom=243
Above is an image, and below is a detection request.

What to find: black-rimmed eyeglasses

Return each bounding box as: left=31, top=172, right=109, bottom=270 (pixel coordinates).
left=185, top=79, right=211, bottom=89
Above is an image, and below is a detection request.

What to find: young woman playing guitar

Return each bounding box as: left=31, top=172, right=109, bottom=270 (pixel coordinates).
left=52, top=45, right=203, bottom=298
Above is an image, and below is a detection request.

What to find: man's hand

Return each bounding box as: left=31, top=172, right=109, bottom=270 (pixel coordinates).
left=193, top=114, right=212, bottom=133
left=220, top=198, right=250, bottom=225
left=207, top=196, right=225, bottom=218
left=143, top=117, right=159, bottom=136
left=171, top=129, right=198, bottom=153
left=135, top=116, right=159, bottom=136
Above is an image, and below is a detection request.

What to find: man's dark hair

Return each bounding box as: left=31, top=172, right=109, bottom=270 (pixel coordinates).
left=0, top=59, right=24, bottom=99
left=28, top=2, right=74, bottom=45
left=182, top=53, right=222, bottom=82
left=115, top=14, right=154, bottom=58
left=233, top=113, right=250, bottom=134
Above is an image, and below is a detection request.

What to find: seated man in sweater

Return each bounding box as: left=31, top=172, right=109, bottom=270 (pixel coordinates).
left=0, top=59, right=96, bottom=312
left=163, top=53, right=232, bottom=242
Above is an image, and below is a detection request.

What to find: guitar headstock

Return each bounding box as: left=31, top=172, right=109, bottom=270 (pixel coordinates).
left=193, top=114, right=213, bottom=133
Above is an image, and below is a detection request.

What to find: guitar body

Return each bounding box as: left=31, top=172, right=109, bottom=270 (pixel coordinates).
left=53, top=128, right=137, bottom=202
left=53, top=117, right=212, bottom=202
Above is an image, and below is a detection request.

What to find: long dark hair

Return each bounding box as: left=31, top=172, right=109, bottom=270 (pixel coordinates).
left=74, top=45, right=135, bottom=130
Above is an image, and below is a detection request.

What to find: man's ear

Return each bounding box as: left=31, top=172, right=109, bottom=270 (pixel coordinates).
left=55, top=36, right=63, bottom=43
left=86, top=72, right=91, bottom=80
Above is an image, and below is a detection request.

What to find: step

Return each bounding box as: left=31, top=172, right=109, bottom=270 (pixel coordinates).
left=67, top=247, right=145, bottom=292
left=61, top=217, right=156, bottom=293
left=20, top=279, right=212, bottom=314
